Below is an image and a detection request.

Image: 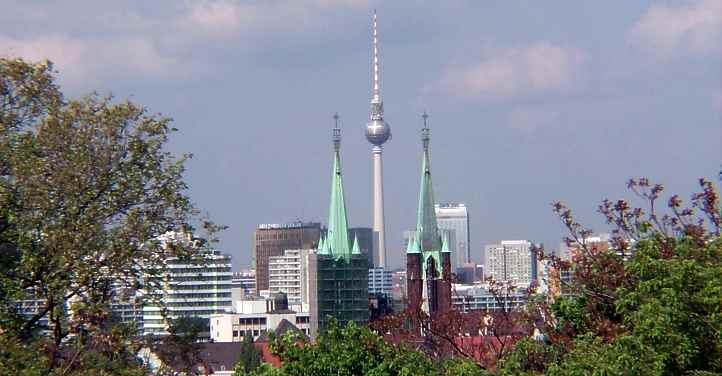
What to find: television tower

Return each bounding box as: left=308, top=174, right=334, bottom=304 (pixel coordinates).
left=365, top=10, right=391, bottom=268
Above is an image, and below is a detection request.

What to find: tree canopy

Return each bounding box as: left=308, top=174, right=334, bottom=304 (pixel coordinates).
left=0, top=58, right=214, bottom=374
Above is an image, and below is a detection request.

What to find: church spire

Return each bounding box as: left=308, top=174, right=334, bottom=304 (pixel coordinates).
left=416, top=111, right=441, bottom=253
left=325, top=113, right=352, bottom=261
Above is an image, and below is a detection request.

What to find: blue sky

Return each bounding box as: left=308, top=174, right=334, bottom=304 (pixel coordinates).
left=1, top=1, right=720, bottom=269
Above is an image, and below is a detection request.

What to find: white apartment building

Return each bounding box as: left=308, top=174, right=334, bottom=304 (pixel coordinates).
left=268, top=249, right=310, bottom=306
left=231, top=269, right=257, bottom=303
left=435, top=203, right=471, bottom=270
left=211, top=294, right=310, bottom=342
left=141, top=232, right=233, bottom=337
left=452, top=283, right=527, bottom=312
left=484, top=240, right=536, bottom=285
left=368, top=267, right=393, bottom=296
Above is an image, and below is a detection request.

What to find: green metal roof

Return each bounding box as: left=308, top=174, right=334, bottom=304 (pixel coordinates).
left=413, top=115, right=444, bottom=277
left=320, top=126, right=353, bottom=262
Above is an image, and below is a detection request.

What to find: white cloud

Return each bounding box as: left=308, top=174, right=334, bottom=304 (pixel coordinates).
left=506, top=106, right=562, bottom=135
left=436, top=42, right=586, bottom=100
left=0, top=0, right=374, bottom=88
left=183, top=1, right=257, bottom=37
left=629, top=0, right=722, bottom=58
left=179, top=0, right=371, bottom=39
left=0, top=34, right=186, bottom=89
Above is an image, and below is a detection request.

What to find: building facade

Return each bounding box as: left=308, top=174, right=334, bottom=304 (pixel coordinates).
left=141, top=232, right=233, bottom=337
left=253, top=222, right=321, bottom=292
left=452, top=284, right=528, bottom=312
left=268, top=249, right=310, bottom=306
left=484, top=240, right=535, bottom=285
left=435, top=203, right=470, bottom=270
left=231, top=270, right=256, bottom=303
left=406, top=113, right=452, bottom=315
left=210, top=294, right=310, bottom=342
left=368, top=267, right=393, bottom=296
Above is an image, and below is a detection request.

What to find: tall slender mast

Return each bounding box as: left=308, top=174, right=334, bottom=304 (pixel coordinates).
left=365, top=10, right=391, bottom=268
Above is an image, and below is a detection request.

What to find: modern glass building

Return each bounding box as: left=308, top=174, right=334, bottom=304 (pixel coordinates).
left=435, top=203, right=470, bottom=271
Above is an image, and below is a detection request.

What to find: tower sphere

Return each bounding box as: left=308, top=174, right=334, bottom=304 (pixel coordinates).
left=365, top=118, right=391, bottom=145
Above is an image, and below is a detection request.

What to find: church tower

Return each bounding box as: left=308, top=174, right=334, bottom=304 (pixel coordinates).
left=406, top=112, right=452, bottom=315
left=309, top=114, right=369, bottom=337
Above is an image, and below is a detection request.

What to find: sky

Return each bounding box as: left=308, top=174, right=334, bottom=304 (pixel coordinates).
left=1, top=1, right=720, bottom=270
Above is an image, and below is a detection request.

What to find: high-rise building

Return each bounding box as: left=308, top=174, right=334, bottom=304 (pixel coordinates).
left=435, top=203, right=470, bottom=270
left=253, top=222, right=320, bottom=292
left=231, top=270, right=256, bottom=303
left=368, top=267, right=393, bottom=296
left=406, top=113, right=452, bottom=315
left=268, top=249, right=311, bottom=307
left=365, top=11, right=391, bottom=269
left=142, top=232, right=233, bottom=337
left=484, top=240, right=535, bottom=285
left=309, top=115, right=369, bottom=337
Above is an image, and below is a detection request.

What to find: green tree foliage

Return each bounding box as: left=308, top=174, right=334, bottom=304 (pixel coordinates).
left=151, top=316, right=209, bottom=375
left=248, top=318, right=491, bottom=376
left=505, top=177, right=722, bottom=375
left=0, top=57, right=215, bottom=374
left=234, top=332, right=263, bottom=375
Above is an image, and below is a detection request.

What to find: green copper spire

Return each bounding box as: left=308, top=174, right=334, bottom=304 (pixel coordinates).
left=318, top=234, right=328, bottom=255
left=415, top=112, right=443, bottom=277
left=406, top=232, right=420, bottom=254
left=351, top=234, right=361, bottom=255
left=416, top=111, right=441, bottom=253
left=441, top=231, right=451, bottom=253
left=323, top=113, right=352, bottom=261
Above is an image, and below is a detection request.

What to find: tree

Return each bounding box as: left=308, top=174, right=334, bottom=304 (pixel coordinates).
left=233, top=332, right=262, bottom=375
left=504, top=176, right=722, bottom=375
left=0, top=57, right=217, bottom=374
left=249, top=318, right=491, bottom=376
left=151, top=316, right=209, bottom=375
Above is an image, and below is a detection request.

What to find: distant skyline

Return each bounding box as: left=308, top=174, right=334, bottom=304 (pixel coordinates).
left=1, top=1, right=719, bottom=269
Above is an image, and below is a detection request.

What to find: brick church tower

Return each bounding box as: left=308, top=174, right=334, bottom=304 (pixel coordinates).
left=406, top=112, right=452, bottom=315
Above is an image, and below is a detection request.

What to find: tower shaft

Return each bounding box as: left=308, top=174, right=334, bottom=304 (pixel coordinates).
left=372, top=145, right=386, bottom=268
left=365, top=11, right=390, bottom=269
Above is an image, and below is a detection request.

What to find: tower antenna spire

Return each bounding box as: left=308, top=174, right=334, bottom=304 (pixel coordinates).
left=333, top=112, right=341, bottom=152
left=372, top=9, right=380, bottom=102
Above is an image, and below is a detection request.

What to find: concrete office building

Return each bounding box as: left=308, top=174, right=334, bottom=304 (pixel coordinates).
left=253, top=222, right=321, bottom=292
left=435, top=203, right=470, bottom=270
left=484, top=240, right=536, bottom=286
